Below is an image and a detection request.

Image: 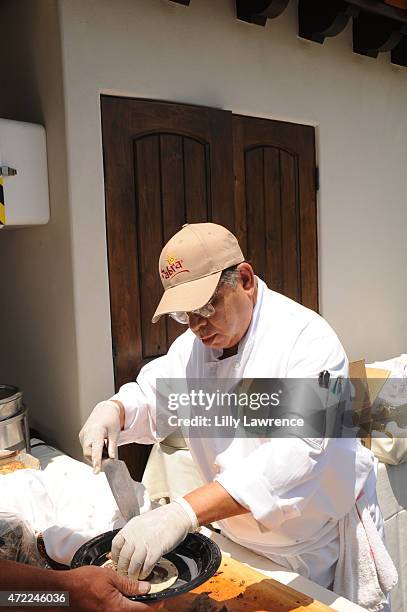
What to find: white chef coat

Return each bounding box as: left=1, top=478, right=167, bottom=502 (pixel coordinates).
left=114, top=277, right=375, bottom=588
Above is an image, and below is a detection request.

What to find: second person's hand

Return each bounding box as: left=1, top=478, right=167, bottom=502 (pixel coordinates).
left=62, top=565, right=162, bottom=611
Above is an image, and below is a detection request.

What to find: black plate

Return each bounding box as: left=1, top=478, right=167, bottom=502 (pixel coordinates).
left=71, top=530, right=221, bottom=602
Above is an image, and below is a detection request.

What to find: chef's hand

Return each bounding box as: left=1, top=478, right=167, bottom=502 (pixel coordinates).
left=79, top=400, right=122, bottom=474
left=111, top=500, right=199, bottom=579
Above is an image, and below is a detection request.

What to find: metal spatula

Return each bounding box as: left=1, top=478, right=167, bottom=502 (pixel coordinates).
left=101, top=457, right=141, bottom=522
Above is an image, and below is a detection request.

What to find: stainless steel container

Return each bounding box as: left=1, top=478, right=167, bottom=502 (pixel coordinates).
left=0, top=385, right=23, bottom=421
left=0, top=406, right=30, bottom=452
left=0, top=385, right=30, bottom=452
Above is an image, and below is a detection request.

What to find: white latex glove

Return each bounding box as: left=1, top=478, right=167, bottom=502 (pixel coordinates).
left=111, top=499, right=198, bottom=579
left=79, top=400, right=121, bottom=474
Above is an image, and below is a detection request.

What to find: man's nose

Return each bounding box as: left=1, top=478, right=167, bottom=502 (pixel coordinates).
left=188, top=313, right=207, bottom=332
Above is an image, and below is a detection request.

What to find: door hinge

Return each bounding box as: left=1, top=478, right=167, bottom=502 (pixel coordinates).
left=315, top=167, right=320, bottom=192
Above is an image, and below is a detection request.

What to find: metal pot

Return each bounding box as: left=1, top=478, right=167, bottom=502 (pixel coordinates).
left=0, top=385, right=23, bottom=422
left=0, top=406, right=30, bottom=452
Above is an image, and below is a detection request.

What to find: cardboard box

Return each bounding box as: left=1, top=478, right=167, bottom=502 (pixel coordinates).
left=349, top=360, right=391, bottom=448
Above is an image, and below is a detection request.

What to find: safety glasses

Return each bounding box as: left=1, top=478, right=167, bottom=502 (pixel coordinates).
left=168, top=288, right=219, bottom=325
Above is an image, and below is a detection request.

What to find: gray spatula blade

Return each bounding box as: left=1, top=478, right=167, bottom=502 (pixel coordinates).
left=101, top=458, right=141, bottom=522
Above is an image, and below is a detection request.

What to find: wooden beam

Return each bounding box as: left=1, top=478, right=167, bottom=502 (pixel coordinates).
left=298, top=0, right=359, bottom=44
left=353, top=11, right=406, bottom=56
left=391, top=33, right=407, bottom=63
left=236, top=0, right=290, bottom=26
left=350, top=0, right=407, bottom=23
left=384, top=0, right=407, bottom=9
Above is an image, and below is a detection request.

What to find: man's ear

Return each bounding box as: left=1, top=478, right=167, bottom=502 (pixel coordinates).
left=238, top=262, right=255, bottom=292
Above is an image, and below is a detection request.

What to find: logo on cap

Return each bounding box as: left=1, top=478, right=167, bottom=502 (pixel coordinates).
left=161, top=254, right=190, bottom=281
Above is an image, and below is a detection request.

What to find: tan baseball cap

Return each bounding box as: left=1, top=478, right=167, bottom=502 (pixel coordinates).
left=152, top=223, right=244, bottom=323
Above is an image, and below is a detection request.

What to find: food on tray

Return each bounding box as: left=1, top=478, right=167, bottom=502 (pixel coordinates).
left=102, top=557, right=178, bottom=593
left=0, top=461, right=26, bottom=475
left=0, top=452, right=40, bottom=474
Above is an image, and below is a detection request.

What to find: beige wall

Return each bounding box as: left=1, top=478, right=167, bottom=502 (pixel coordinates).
left=1, top=0, right=407, bottom=456
left=0, top=0, right=80, bottom=456
left=59, top=0, right=407, bottom=377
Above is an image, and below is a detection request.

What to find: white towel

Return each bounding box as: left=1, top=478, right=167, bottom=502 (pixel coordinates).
left=0, top=456, right=151, bottom=565
left=333, top=491, right=398, bottom=611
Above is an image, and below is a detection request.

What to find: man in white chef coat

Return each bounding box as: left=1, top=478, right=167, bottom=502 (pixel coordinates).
left=79, top=223, right=395, bottom=610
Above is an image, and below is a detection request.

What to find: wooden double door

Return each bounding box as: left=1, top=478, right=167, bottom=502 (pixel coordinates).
left=101, top=96, right=318, bottom=479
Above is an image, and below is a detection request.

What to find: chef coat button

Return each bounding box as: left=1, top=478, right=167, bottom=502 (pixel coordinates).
left=234, top=363, right=240, bottom=369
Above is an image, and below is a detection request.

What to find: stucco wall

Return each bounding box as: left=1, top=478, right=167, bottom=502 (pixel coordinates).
left=0, top=0, right=80, bottom=455
left=1, top=0, right=407, bottom=457
left=59, top=0, right=407, bottom=398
